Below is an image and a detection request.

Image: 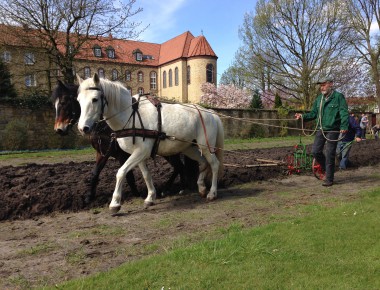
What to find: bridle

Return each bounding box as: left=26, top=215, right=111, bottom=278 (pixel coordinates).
left=86, top=86, right=108, bottom=120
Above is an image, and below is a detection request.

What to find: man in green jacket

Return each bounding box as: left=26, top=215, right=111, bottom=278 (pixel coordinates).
left=295, top=77, right=349, bottom=186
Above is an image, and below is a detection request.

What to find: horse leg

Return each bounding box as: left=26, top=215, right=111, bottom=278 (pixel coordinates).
left=162, top=155, right=185, bottom=197
left=182, top=147, right=208, bottom=198
left=137, top=161, right=157, bottom=207
left=86, top=151, right=109, bottom=204
left=117, top=154, right=140, bottom=197
left=202, top=152, right=220, bottom=201
left=109, top=150, right=148, bottom=213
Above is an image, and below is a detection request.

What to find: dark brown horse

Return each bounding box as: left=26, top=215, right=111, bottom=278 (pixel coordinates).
left=52, top=80, right=197, bottom=203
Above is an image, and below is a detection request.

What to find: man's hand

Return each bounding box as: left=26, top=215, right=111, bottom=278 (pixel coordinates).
left=340, top=130, right=348, bottom=134
left=295, top=113, right=302, bottom=120
left=355, top=137, right=361, bottom=142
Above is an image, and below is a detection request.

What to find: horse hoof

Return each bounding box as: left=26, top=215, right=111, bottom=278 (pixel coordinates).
left=109, top=206, right=121, bottom=214
left=207, top=195, right=217, bottom=201
left=144, top=201, right=154, bottom=208
left=178, top=189, right=185, bottom=195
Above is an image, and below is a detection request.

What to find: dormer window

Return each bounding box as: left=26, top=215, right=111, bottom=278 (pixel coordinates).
left=133, top=49, right=143, bottom=61
left=93, top=45, right=102, bottom=57
left=106, top=46, right=115, bottom=59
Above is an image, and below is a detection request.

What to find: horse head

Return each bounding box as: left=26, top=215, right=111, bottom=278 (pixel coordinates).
left=77, top=73, right=105, bottom=135
left=52, top=80, right=80, bottom=135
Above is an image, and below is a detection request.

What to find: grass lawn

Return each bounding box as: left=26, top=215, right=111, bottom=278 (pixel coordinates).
left=50, top=189, right=380, bottom=290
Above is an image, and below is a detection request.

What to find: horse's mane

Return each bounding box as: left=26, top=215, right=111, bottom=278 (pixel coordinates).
left=98, top=78, right=131, bottom=108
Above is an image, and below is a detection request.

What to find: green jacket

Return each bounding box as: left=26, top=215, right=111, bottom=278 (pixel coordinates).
left=302, top=90, right=349, bottom=131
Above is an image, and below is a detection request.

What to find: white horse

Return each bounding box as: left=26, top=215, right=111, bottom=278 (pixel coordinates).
left=76, top=74, right=224, bottom=213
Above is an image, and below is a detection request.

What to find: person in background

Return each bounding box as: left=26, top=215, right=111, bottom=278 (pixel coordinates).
left=360, top=113, right=368, bottom=140
left=336, top=112, right=361, bottom=169
left=295, top=76, right=349, bottom=187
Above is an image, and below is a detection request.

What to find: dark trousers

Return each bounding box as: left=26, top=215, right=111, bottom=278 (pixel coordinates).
left=312, top=130, right=340, bottom=182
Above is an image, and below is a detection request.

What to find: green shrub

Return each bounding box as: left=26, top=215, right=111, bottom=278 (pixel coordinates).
left=2, top=120, right=29, bottom=150
left=247, top=123, right=266, bottom=138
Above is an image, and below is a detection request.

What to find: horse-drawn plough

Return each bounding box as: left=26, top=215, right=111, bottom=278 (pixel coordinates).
left=224, top=136, right=325, bottom=180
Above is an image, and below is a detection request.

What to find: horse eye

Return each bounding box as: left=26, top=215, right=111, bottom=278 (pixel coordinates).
left=92, top=98, right=98, bottom=103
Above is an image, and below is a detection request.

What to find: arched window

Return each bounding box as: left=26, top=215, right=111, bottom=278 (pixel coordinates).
left=84, top=67, right=91, bottom=79
left=112, top=69, right=118, bottom=81
left=206, top=64, right=214, bottom=83
left=125, top=70, right=131, bottom=81
left=163, top=71, right=167, bottom=88
left=168, top=69, right=173, bottom=87
left=98, top=68, right=105, bottom=78
left=25, top=74, right=36, bottom=87
left=138, top=71, right=143, bottom=82
left=2, top=51, right=11, bottom=63
left=150, top=71, right=157, bottom=90
left=138, top=87, right=144, bottom=95
left=174, top=67, right=179, bottom=86
left=24, top=52, right=35, bottom=65
left=187, top=65, right=191, bottom=84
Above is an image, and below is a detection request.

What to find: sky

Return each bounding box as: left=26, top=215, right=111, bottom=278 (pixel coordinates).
left=132, top=0, right=257, bottom=83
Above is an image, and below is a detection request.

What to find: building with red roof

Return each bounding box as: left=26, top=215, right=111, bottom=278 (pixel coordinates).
left=0, top=25, right=217, bottom=103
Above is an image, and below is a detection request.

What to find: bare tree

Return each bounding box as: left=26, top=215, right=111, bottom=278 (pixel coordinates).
left=0, top=0, right=146, bottom=84
left=237, top=0, right=352, bottom=109
left=344, top=0, right=380, bottom=109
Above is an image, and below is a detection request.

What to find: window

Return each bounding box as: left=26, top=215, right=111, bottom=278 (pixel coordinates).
left=25, top=74, right=36, bottom=87
left=163, top=71, right=167, bottom=88
left=51, top=69, right=62, bottom=78
left=112, top=69, right=118, bottom=81
left=136, top=52, right=142, bottom=61
left=206, top=64, right=214, bottom=83
left=127, top=86, right=132, bottom=95
left=93, top=45, right=102, bottom=57
left=168, top=69, right=173, bottom=87
left=84, top=67, right=91, bottom=79
left=2, top=51, right=11, bottom=62
left=106, top=47, right=115, bottom=59
left=98, top=68, right=105, bottom=78
left=24, top=52, right=35, bottom=65
left=174, top=67, right=179, bottom=86
left=137, top=71, right=143, bottom=82
left=150, top=71, right=157, bottom=90
left=68, top=45, right=75, bottom=55
left=187, top=66, right=191, bottom=84
left=138, top=87, right=144, bottom=95
left=125, top=70, right=131, bottom=81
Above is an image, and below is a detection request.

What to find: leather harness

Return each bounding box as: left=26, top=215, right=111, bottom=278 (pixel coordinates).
left=110, top=94, right=167, bottom=158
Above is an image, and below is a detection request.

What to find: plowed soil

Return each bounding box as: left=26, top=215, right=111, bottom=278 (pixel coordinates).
left=1, top=139, right=380, bottom=289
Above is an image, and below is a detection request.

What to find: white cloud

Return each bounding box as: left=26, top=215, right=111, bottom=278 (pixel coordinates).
left=136, top=0, right=188, bottom=42
left=370, top=21, right=379, bottom=34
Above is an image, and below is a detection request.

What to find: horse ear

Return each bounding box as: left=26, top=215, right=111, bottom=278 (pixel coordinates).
left=93, top=73, right=100, bottom=85
left=57, top=79, right=65, bottom=88
left=76, top=74, right=83, bottom=84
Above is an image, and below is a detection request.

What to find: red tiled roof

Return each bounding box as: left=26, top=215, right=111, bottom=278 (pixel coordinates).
left=0, top=24, right=217, bottom=67
left=187, top=35, right=216, bottom=57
